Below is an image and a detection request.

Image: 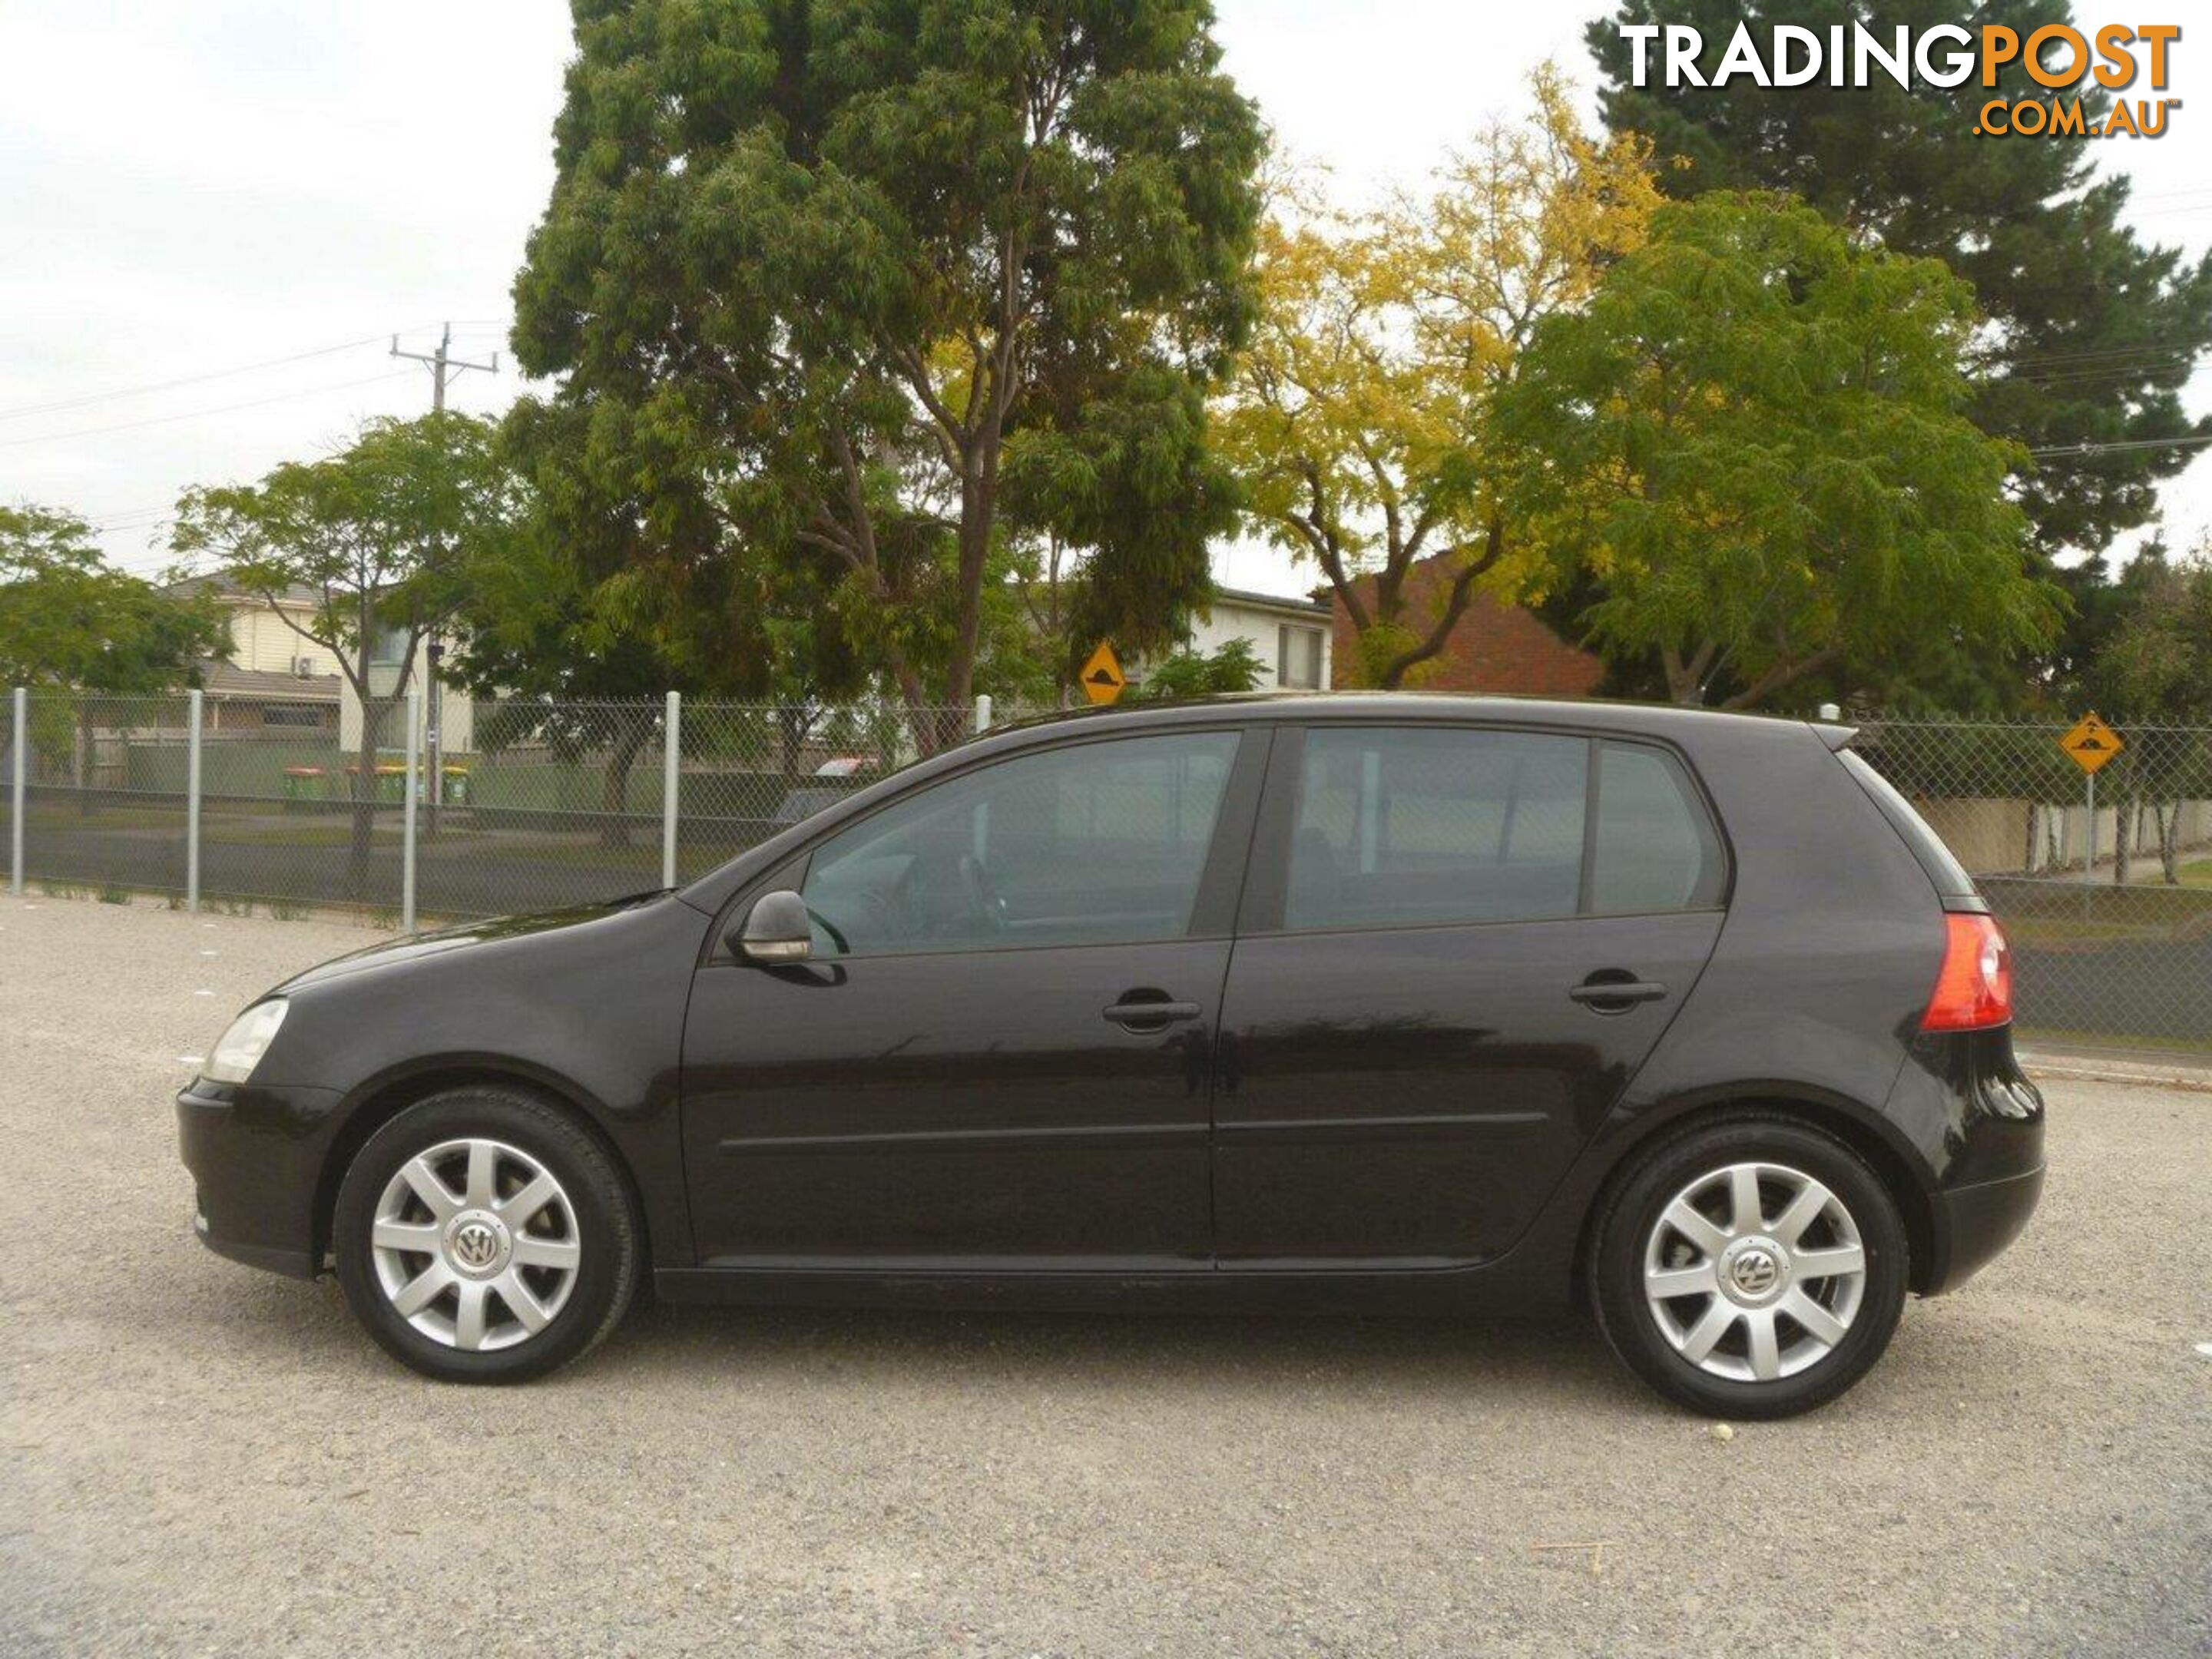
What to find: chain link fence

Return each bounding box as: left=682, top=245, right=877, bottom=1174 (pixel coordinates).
left=6, top=691, right=2208, bottom=1055
left=1853, top=718, right=2212, bottom=1055
left=4, top=688, right=985, bottom=924
left=11, top=691, right=198, bottom=902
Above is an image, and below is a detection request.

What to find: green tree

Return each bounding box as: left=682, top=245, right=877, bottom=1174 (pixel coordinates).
left=172, top=415, right=523, bottom=877
left=1500, top=194, right=2061, bottom=710
left=2, top=504, right=230, bottom=805
left=1217, top=72, right=1663, bottom=687
left=1002, top=357, right=1244, bottom=695
left=1, top=505, right=225, bottom=690
left=451, top=399, right=878, bottom=849
left=1588, top=2, right=2212, bottom=577
left=510, top=0, right=1263, bottom=750
left=2097, top=543, right=2212, bottom=883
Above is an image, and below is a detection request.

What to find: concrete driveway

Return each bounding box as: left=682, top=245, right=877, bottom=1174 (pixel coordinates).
left=2, top=896, right=2207, bottom=1658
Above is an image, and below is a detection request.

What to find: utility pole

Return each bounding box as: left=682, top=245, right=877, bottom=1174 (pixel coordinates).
left=390, top=324, right=498, bottom=830
left=390, top=321, right=497, bottom=413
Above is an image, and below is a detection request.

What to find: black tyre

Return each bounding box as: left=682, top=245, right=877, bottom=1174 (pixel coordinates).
left=1589, top=1114, right=1908, bottom=1420
left=333, top=1088, right=641, bottom=1384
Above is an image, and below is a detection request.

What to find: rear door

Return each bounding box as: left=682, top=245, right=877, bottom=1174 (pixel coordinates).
left=1212, top=724, right=1728, bottom=1264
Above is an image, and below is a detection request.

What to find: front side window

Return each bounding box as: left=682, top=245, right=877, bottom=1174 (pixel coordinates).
left=802, top=731, right=1240, bottom=957
left=1286, top=727, right=1588, bottom=929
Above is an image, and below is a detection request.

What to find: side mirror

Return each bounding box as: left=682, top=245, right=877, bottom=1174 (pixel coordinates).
left=735, top=889, right=813, bottom=965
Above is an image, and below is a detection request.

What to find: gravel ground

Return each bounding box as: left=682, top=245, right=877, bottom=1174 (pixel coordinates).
left=2, top=894, right=2207, bottom=1659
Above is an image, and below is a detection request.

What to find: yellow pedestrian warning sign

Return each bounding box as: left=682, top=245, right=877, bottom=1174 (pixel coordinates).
left=2060, top=712, right=2124, bottom=774
left=1079, top=641, right=1127, bottom=707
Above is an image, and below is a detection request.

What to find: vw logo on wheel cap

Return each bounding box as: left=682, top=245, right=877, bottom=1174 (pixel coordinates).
left=443, top=1210, right=511, bottom=1277
left=452, top=1222, right=499, bottom=1268
left=1731, top=1250, right=1779, bottom=1295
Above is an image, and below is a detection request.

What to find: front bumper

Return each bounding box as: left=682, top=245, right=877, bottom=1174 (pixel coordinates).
left=177, top=1078, right=344, bottom=1280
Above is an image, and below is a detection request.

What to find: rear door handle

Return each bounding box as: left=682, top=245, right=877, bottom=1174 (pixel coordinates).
left=1103, top=999, right=1202, bottom=1031
left=1569, top=979, right=1669, bottom=1011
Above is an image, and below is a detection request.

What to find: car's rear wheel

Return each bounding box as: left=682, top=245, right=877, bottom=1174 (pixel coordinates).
left=333, top=1088, right=641, bottom=1383
left=1589, top=1115, right=1908, bottom=1419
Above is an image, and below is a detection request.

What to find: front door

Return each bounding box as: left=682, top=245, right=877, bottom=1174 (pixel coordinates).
left=681, top=726, right=1263, bottom=1267
left=1213, top=724, right=1728, bottom=1264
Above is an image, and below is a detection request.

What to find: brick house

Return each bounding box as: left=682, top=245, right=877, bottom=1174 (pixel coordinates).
left=1327, top=554, right=1603, bottom=695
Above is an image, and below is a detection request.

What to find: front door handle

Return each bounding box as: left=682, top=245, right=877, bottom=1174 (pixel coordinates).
left=1103, top=997, right=1202, bottom=1031
left=1569, top=976, right=1669, bottom=1012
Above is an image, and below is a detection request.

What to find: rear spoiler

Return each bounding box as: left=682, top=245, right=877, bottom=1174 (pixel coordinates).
left=1812, top=723, right=1859, bottom=752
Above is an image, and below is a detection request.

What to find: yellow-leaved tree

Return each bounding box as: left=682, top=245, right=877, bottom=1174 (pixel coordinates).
left=1217, top=67, right=1661, bottom=687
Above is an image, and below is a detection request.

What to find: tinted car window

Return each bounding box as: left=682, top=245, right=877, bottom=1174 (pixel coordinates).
left=1591, top=742, right=1726, bottom=914
left=1286, top=727, right=1588, bottom=929
left=1837, top=750, right=1978, bottom=899
left=802, top=731, right=1239, bottom=956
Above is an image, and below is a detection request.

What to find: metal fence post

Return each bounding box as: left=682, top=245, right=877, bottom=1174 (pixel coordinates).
left=975, top=694, right=992, bottom=733
left=185, top=688, right=203, bottom=914
left=662, top=690, right=681, bottom=891
left=2083, top=769, right=2097, bottom=886
left=401, top=690, right=420, bottom=932
left=8, top=687, right=24, bottom=896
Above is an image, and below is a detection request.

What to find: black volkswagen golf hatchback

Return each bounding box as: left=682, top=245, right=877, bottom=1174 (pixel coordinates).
left=177, top=696, right=2044, bottom=1418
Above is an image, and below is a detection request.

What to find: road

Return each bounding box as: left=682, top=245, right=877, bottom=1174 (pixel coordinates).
left=2, top=896, right=2207, bottom=1658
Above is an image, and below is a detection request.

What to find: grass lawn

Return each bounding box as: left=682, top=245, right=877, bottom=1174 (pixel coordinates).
left=25, top=802, right=187, bottom=833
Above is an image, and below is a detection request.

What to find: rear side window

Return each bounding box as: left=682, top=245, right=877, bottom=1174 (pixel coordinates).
left=1591, top=742, right=1727, bottom=914
left=1287, top=728, right=1588, bottom=929
left=1837, top=750, right=1977, bottom=899
left=1281, top=727, right=1726, bottom=931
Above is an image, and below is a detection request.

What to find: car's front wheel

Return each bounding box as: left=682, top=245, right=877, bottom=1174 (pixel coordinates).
left=333, top=1088, right=641, bottom=1383
left=1589, top=1114, right=1908, bottom=1419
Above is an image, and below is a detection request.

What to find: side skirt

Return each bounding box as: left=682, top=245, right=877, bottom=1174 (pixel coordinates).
left=652, top=1257, right=1564, bottom=1319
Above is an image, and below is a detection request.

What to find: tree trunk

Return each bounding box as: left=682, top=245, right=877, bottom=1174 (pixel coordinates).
left=598, top=715, right=652, bottom=850
left=348, top=595, right=380, bottom=898
left=2156, top=798, right=2181, bottom=884
left=77, top=700, right=94, bottom=818
left=779, top=707, right=809, bottom=784
left=2110, top=789, right=2131, bottom=886
left=349, top=698, right=384, bottom=892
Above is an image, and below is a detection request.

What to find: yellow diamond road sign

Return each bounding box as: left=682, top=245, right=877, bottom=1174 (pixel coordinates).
left=1079, top=641, right=1127, bottom=707
left=2060, top=712, right=2124, bottom=775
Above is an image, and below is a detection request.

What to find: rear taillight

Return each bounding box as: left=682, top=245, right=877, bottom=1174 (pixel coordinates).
left=1922, top=912, right=2013, bottom=1031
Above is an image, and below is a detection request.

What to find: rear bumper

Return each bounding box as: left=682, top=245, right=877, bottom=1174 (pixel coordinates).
left=1892, top=1025, right=2046, bottom=1296
left=1925, top=1164, right=2045, bottom=1296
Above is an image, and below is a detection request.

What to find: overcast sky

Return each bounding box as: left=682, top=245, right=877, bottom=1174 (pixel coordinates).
left=2, top=1, right=2206, bottom=596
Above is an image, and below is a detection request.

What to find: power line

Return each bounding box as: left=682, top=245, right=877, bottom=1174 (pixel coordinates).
left=0, top=335, right=389, bottom=423
left=2028, top=433, right=2212, bottom=459
left=1988, top=338, right=2210, bottom=372
left=0, top=370, right=416, bottom=450
left=82, top=502, right=176, bottom=528
left=0, top=318, right=508, bottom=424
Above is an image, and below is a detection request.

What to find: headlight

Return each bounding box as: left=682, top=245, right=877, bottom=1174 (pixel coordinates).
left=203, top=1000, right=289, bottom=1084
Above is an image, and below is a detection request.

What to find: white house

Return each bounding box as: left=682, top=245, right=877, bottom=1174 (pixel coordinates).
left=1176, top=586, right=1333, bottom=690
left=171, top=575, right=472, bottom=753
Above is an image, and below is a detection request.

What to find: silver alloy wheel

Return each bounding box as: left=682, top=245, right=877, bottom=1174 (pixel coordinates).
left=1641, top=1161, right=1867, bottom=1384
left=369, top=1137, right=582, bottom=1353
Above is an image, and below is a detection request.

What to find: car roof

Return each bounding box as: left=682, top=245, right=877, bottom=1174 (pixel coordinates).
left=989, top=692, right=1851, bottom=747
